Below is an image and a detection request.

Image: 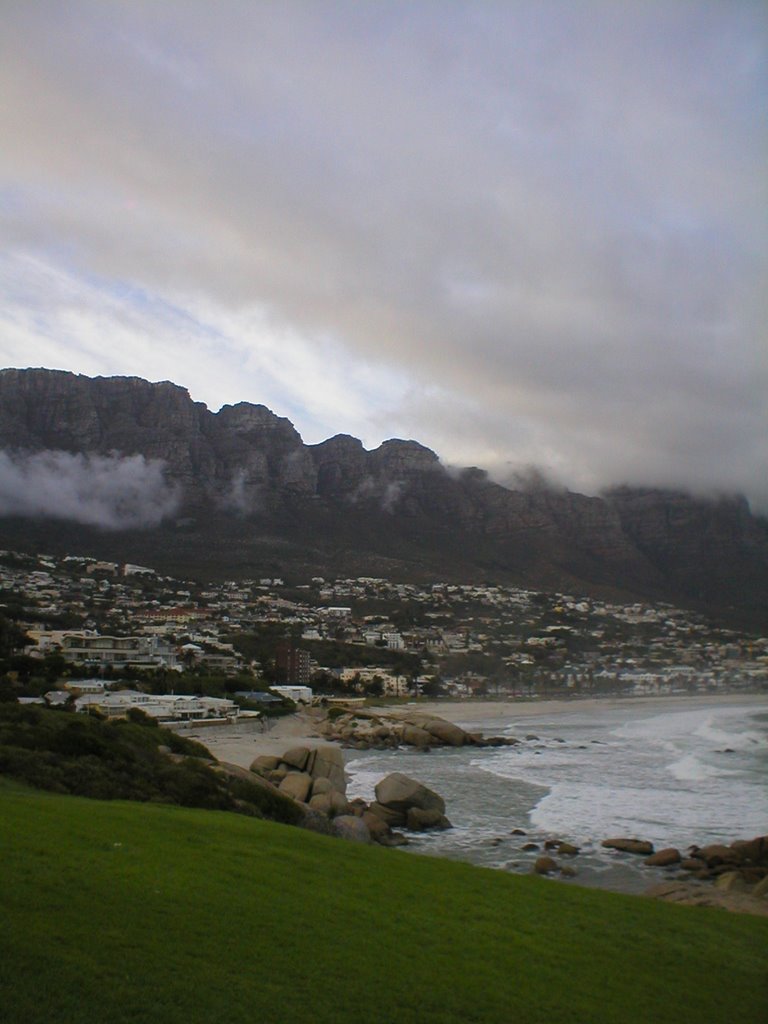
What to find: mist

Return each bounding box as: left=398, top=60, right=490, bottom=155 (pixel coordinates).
left=0, top=450, right=180, bottom=529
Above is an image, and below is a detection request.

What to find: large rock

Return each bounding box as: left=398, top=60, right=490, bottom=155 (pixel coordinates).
left=280, top=746, right=310, bottom=771
left=250, top=754, right=280, bottom=772
left=308, top=790, right=350, bottom=815
left=602, top=838, right=655, bottom=856
left=332, top=815, right=372, bottom=844
left=406, top=807, right=452, bottom=831
left=278, top=772, right=313, bottom=802
left=644, top=848, right=681, bottom=867
left=309, top=777, right=333, bottom=797
left=399, top=724, right=433, bottom=747
left=697, top=844, right=742, bottom=868
left=374, top=773, right=446, bottom=814
left=362, top=811, right=392, bottom=842
left=367, top=801, right=407, bottom=827
left=420, top=718, right=468, bottom=747
left=307, top=745, right=347, bottom=792
left=731, top=836, right=768, bottom=865
left=534, top=856, right=559, bottom=875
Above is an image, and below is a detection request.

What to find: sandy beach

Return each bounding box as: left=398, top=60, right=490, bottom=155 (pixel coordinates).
left=185, top=693, right=766, bottom=769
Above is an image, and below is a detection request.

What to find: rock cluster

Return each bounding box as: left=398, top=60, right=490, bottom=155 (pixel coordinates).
left=249, top=745, right=451, bottom=846
left=316, top=709, right=517, bottom=751
left=669, top=836, right=768, bottom=890
left=600, top=832, right=768, bottom=913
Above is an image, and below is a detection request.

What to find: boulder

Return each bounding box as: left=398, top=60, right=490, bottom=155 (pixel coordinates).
left=698, top=844, right=742, bottom=868
left=308, top=790, right=350, bottom=816
left=406, top=807, right=452, bottom=831
left=332, top=815, right=372, bottom=844
left=644, top=848, right=681, bottom=867
left=280, top=746, right=310, bottom=771
left=367, top=801, right=407, bottom=828
left=308, top=745, right=347, bottom=793
left=310, top=777, right=333, bottom=797
left=601, top=838, right=654, bottom=856
left=679, top=857, right=705, bottom=871
left=278, top=772, right=313, bottom=802
left=400, top=724, right=433, bottom=748
left=374, top=773, right=445, bottom=814
left=362, top=811, right=392, bottom=842
left=299, top=809, right=336, bottom=837
left=557, top=842, right=580, bottom=857
left=730, top=836, right=767, bottom=865
left=378, top=831, right=410, bottom=848
left=250, top=754, right=280, bottom=773
left=534, top=856, right=559, bottom=875
left=420, top=718, right=467, bottom=747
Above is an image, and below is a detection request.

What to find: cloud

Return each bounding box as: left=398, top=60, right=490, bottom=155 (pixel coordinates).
left=0, top=2, right=765, bottom=509
left=0, top=450, right=180, bottom=529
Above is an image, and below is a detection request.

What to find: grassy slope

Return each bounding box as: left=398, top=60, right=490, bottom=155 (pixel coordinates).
left=1, top=781, right=766, bottom=1024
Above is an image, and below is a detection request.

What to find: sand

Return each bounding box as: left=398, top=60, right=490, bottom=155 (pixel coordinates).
left=181, top=693, right=765, bottom=769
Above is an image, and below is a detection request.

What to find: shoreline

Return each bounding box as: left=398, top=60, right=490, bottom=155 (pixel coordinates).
left=196, top=691, right=767, bottom=768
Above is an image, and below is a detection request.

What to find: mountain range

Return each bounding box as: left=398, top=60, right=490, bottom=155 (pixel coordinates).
left=0, top=367, right=766, bottom=628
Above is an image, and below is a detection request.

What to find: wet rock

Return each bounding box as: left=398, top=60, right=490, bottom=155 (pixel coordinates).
left=534, top=856, right=559, bottom=875
left=644, top=848, right=681, bottom=867
left=406, top=807, right=452, bottom=831
left=367, top=801, right=407, bottom=828
left=602, top=837, right=654, bottom=856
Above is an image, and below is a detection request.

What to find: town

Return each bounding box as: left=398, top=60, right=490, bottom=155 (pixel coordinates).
left=1, top=546, right=765, bottom=723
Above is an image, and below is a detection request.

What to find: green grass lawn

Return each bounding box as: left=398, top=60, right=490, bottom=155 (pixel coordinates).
left=1, top=780, right=766, bottom=1024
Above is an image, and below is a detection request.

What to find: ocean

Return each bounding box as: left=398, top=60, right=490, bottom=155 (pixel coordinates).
left=345, top=697, right=768, bottom=893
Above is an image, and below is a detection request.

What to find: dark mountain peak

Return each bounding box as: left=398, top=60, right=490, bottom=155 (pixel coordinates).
left=369, top=438, right=441, bottom=474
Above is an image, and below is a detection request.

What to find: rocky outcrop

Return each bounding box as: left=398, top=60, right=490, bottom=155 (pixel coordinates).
left=317, top=709, right=517, bottom=751
left=248, top=746, right=451, bottom=844
left=641, top=834, right=768, bottom=914
left=1, top=368, right=766, bottom=624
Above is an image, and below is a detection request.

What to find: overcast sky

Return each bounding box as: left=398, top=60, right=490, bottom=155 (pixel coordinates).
left=1, top=1, right=766, bottom=509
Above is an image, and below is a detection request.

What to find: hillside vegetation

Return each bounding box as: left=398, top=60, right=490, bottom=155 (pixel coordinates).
left=1, top=780, right=766, bottom=1024
left=0, top=704, right=301, bottom=824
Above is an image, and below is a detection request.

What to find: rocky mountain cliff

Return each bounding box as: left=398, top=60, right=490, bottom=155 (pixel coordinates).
left=1, top=368, right=766, bottom=626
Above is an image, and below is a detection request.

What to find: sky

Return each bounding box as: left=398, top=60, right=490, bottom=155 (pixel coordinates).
left=1, top=1, right=766, bottom=510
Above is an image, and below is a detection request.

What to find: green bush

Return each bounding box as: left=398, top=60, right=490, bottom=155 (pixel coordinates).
left=0, top=704, right=296, bottom=825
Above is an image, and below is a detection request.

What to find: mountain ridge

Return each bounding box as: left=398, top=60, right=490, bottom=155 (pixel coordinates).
left=0, top=367, right=766, bottom=627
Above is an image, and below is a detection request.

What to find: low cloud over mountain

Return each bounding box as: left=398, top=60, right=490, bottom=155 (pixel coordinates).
left=0, top=450, right=180, bottom=529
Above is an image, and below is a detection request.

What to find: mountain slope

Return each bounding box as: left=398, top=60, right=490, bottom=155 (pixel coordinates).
left=0, top=367, right=766, bottom=624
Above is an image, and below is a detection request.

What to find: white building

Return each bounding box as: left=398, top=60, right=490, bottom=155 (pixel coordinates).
left=74, top=690, right=239, bottom=721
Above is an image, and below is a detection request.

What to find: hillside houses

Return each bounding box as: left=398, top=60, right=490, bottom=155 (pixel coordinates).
left=0, top=548, right=766, bottom=703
